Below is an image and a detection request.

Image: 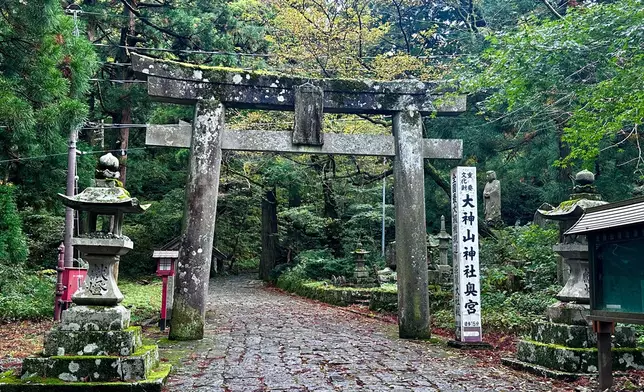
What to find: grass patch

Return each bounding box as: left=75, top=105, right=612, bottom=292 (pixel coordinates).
left=120, top=278, right=162, bottom=323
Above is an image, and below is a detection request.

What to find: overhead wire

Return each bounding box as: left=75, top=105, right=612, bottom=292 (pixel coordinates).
left=0, top=147, right=158, bottom=165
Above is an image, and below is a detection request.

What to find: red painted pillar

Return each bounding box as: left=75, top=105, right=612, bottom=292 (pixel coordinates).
left=160, top=276, right=168, bottom=331
left=54, top=243, right=65, bottom=321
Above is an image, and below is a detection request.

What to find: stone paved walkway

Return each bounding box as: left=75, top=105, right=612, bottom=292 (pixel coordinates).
left=163, top=275, right=555, bottom=392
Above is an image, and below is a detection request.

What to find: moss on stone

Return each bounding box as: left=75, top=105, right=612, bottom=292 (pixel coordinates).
left=168, top=297, right=204, bottom=341
left=0, top=363, right=171, bottom=391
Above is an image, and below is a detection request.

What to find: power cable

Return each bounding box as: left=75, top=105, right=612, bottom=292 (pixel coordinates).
left=0, top=147, right=157, bottom=164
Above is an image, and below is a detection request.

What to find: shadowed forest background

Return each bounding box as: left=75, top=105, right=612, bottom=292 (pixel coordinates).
left=0, top=0, right=642, bottom=330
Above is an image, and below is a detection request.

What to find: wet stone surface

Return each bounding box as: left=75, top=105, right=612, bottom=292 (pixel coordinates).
left=163, top=275, right=552, bottom=392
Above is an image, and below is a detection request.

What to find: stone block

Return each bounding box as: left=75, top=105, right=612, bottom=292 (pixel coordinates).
left=0, top=363, right=171, bottom=392
left=21, top=346, right=159, bottom=382
left=516, top=339, right=644, bottom=373
left=61, top=306, right=130, bottom=331
left=43, top=326, right=142, bottom=356
left=516, top=339, right=592, bottom=373
left=529, top=321, right=591, bottom=348
left=545, top=302, right=589, bottom=326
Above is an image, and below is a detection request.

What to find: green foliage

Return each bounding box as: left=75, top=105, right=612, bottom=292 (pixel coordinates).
left=0, top=273, right=55, bottom=321
left=463, top=0, right=644, bottom=168
left=480, top=224, right=559, bottom=292
left=294, top=249, right=355, bottom=281
left=20, top=210, right=64, bottom=269
left=121, top=188, right=185, bottom=276
left=274, top=263, right=310, bottom=292
left=0, top=184, right=28, bottom=267
left=0, top=0, right=97, bottom=208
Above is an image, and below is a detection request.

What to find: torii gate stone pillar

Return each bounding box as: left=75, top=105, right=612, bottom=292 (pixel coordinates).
left=133, top=54, right=466, bottom=340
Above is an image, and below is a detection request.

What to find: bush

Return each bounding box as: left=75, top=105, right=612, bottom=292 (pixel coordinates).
left=0, top=272, right=55, bottom=321
left=275, top=263, right=309, bottom=292
left=295, top=249, right=355, bottom=281
left=480, top=224, right=559, bottom=293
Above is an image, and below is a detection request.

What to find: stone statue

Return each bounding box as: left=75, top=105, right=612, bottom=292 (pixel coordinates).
left=96, top=152, right=120, bottom=180
left=483, top=170, right=501, bottom=226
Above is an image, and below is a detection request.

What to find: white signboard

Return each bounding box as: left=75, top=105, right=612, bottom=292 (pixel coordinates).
left=451, top=166, right=482, bottom=342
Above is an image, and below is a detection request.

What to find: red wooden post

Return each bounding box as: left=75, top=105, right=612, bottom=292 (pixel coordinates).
left=160, top=276, right=168, bottom=331
left=156, top=257, right=176, bottom=331
left=54, top=243, right=65, bottom=321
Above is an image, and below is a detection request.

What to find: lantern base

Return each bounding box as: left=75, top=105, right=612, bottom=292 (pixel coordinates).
left=0, top=363, right=171, bottom=392
left=60, top=305, right=130, bottom=331
left=16, top=305, right=170, bottom=390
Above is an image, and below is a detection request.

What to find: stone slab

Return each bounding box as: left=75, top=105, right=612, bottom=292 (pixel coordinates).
left=529, top=321, right=636, bottom=349
left=43, top=326, right=142, bottom=356
left=61, top=306, right=130, bottom=331
left=501, top=358, right=580, bottom=381
left=145, top=126, right=463, bottom=159
left=0, top=363, right=171, bottom=392
left=516, top=339, right=644, bottom=373
left=447, top=340, right=493, bottom=350
left=545, top=302, right=589, bottom=326
left=21, top=346, right=159, bottom=382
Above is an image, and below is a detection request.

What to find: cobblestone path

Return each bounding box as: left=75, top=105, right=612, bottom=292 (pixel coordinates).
left=163, top=275, right=554, bottom=392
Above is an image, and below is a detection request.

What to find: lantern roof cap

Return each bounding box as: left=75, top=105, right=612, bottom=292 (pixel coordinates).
left=58, top=181, right=149, bottom=214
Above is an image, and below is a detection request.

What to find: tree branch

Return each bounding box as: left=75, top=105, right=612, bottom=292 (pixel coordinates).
left=119, top=0, right=191, bottom=40
left=540, top=0, right=564, bottom=19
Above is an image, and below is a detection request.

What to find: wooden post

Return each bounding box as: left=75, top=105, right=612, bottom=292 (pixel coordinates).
left=169, top=100, right=224, bottom=340
left=160, top=276, right=168, bottom=331
left=393, top=110, right=431, bottom=339
left=595, top=320, right=614, bottom=391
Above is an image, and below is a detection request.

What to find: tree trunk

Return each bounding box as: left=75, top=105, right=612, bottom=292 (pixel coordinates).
left=259, top=187, right=279, bottom=281
left=311, top=155, right=343, bottom=256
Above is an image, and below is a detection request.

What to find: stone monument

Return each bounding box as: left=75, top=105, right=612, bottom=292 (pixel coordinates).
left=483, top=170, right=502, bottom=227
left=352, top=243, right=379, bottom=288
left=12, top=155, right=171, bottom=391
left=503, top=170, right=644, bottom=377
left=427, top=216, right=452, bottom=287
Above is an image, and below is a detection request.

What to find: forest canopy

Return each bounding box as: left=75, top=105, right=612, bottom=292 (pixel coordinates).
left=0, top=0, right=642, bottom=281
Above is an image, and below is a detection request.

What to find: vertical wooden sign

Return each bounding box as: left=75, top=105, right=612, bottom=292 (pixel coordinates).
left=451, top=166, right=483, bottom=342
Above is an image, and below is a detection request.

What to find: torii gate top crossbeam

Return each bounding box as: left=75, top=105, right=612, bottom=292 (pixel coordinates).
left=132, top=54, right=466, bottom=115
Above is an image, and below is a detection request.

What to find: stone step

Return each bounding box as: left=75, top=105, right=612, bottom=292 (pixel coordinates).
left=0, top=363, right=171, bottom=392
left=22, top=345, right=159, bottom=382
left=528, top=321, right=636, bottom=349
left=43, top=326, right=143, bottom=357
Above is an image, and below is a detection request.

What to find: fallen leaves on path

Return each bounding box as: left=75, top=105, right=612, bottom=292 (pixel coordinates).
left=0, top=319, right=53, bottom=371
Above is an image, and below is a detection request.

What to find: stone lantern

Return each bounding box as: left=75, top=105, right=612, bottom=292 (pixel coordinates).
left=435, top=215, right=452, bottom=286
left=536, top=170, right=606, bottom=308
left=353, top=243, right=378, bottom=287
left=18, top=154, right=171, bottom=389
left=504, top=171, right=642, bottom=376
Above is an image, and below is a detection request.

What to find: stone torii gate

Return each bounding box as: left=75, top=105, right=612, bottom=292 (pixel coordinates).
left=132, top=54, right=466, bottom=341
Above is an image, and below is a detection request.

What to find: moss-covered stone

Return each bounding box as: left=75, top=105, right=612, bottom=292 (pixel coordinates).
left=516, top=339, right=644, bottom=373
left=528, top=321, right=636, bottom=349
left=43, top=326, right=142, bottom=356
left=0, top=363, right=171, bottom=392
left=168, top=297, right=204, bottom=341
left=21, top=346, right=159, bottom=382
